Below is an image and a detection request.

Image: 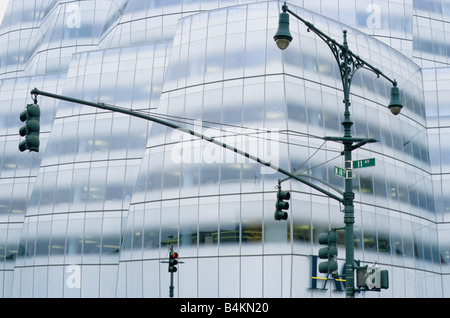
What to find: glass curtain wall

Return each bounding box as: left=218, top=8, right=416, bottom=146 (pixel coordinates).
left=0, top=0, right=448, bottom=298
left=116, top=2, right=437, bottom=297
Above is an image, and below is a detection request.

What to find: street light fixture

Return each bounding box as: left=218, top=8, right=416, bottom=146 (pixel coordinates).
left=388, top=84, right=403, bottom=115
left=274, top=2, right=403, bottom=298
left=274, top=11, right=293, bottom=50
left=274, top=4, right=403, bottom=115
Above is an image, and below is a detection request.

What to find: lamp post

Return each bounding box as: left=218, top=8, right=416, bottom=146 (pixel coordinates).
left=274, top=3, right=402, bottom=298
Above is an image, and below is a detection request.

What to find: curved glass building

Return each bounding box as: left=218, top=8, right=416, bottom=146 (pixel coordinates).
left=0, top=0, right=449, bottom=298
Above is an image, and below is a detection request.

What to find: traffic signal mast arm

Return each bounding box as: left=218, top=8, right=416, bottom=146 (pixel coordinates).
left=29, top=88, right=343, bottom=204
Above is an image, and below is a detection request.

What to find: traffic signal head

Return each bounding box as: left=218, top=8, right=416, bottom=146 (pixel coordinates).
left=318, top=230, right=338, bottom=275
left=318, top=230, right=337, bottom=246
left=274, top=189, right=290, bottom=221
left=358, top=264, right=389, bottom=290
left=18, top=103, right=40, bottom=152
left=168, top=251, right=178, bottom=273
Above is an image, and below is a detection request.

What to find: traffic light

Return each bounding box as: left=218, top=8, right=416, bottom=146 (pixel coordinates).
left=274, top=188, right=290, bottom=221
left=18, top=103, right=40, bottom=152
left=168, top=251, right=178, bottom=273
left=318, top=229, right=338, bottom=275
left=357, top=264, right=389, bottom=290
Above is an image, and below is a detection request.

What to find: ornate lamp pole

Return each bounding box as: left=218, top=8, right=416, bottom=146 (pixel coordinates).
left=274, top=2, right=402, bottom=298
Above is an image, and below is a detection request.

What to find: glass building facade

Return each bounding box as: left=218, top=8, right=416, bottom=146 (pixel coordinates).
left=0, top=0, right=449, bottom=298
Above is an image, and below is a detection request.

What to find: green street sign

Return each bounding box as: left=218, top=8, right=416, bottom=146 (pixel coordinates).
left=352, top=158, right=375, bottom=169
left=334, top=166, right=347, bottom=178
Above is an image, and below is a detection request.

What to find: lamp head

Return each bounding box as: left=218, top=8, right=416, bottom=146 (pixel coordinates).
left=274, top=11, right=293, bottom=50
left=388, top=85, right=402, bottom=115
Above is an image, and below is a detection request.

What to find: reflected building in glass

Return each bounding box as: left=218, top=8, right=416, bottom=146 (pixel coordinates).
left=0, top=0, right=449, bottom=297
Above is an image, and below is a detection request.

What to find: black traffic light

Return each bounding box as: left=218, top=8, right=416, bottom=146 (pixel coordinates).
left=357, top=264, right=389, bottom=290
left=19, top=103, right=40, bottom=152
left=168, top=251, right=178, bottom=273
left=318, top=229, right=338, bottom=275
left=274, top=188, right=290, bottom=221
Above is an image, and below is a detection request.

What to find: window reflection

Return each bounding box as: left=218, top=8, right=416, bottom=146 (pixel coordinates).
left=244, top=30, right=266, bottom=76
left=241, top=198, right=262, bottom=245
left=142, top=204, right=161, bottom=252
left=205, top=36, right=225, bottom=82
left=291, top=224, right=310, bottom=243
left=198, top=200, right=218, bottom=253
left=180, top=202, right=198, bottom=248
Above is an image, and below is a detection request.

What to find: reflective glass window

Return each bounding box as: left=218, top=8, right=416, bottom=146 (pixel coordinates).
left=142, top=203, right=162, bottom=254
left=179, top=200, right=198, bottom=250
left=222, top=80, right=243, bottom=125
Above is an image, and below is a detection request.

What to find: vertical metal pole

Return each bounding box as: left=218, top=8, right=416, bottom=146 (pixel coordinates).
left=275, top=5, right=398, bottom=297
left=169, top=245, right=174, bottom=298
left=169, top=272, right=174, bottom=298
left=341, top=31, right=355, bottom=298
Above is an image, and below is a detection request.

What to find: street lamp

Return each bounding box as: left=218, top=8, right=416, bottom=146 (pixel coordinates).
left=273, top=10, right=292, bottom=50
left=388, top=85, right=403, bottom=115
left=274, top=3, right=403, bottom=298
left=274, top=4, right=403, bottom=115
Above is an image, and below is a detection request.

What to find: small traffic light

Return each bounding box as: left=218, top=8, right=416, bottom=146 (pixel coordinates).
left=168, top=251, right=178, bottom=273
left=274, top=188, right=290, bottom=221
left=18, top=103, right=40, bottom=152
left=358, top=264, right=389, bottom=290
left=379, top=268, right=389, bottom=289
left=318, top=229, right=338, bottom=275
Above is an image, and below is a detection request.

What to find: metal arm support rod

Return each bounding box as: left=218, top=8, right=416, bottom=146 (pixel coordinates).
left=279, top=173, right=344, bottom=195
left=323, top=136, right=377, bottom=143
left=30, top=87, right=343, bottom=203
left=323, top=136, right=377, bottom=155
left=282, top=4, right=397, bottom=87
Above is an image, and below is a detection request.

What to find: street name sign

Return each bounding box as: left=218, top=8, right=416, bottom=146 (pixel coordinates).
left=334, top=166, right=347, bottom=178
left=352, top=158, right=375, bottom=169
